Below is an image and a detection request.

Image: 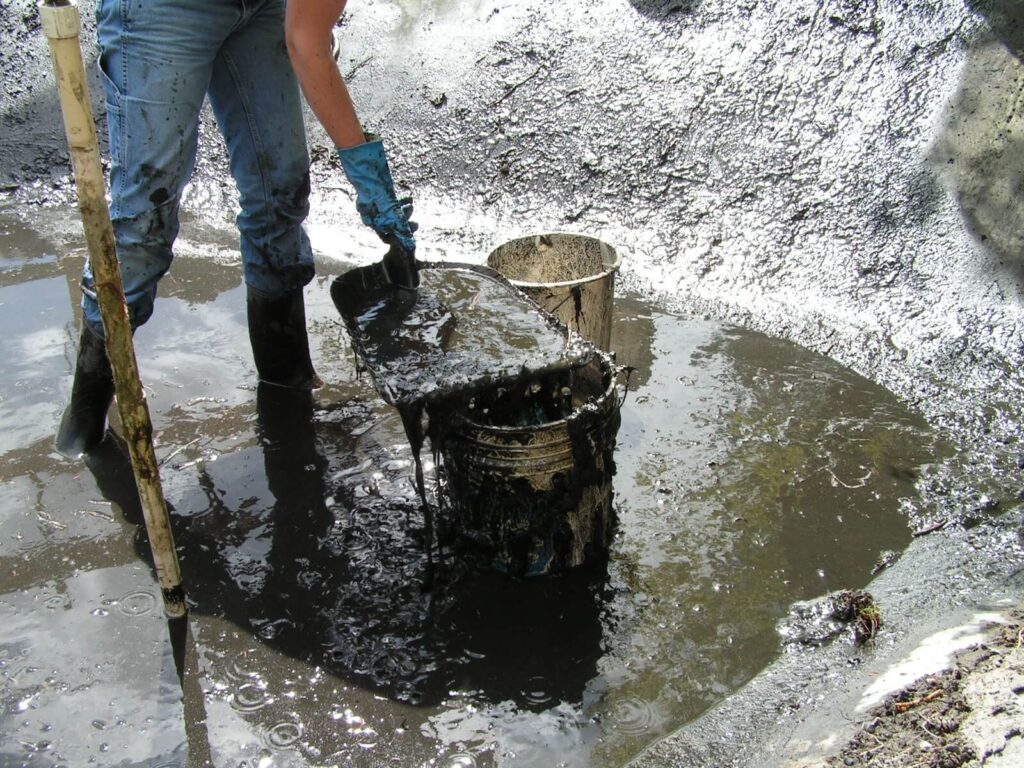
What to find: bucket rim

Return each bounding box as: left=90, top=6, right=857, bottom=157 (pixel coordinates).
left=455, top=352, right=620, bottom=434
left=486, top=231, right=623, bottom=290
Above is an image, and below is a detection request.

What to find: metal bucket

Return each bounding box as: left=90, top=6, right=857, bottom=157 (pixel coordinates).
left=437, top=353, right=621, bottom=577
left=486, top=233, right=621, bottom=350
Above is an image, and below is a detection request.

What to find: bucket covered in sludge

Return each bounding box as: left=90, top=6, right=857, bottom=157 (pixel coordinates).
left=486, top=233, right=621, bottom=351
left=436, top=352, right=621, bottom=577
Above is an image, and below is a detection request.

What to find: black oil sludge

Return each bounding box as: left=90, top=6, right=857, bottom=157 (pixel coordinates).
left=330, top=256, right=623, bottom=577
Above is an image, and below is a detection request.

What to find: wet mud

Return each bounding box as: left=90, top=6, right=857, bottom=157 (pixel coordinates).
left=827, top=609, right=1024, bottom=768
left=3, top=0, right=1024, bottom=765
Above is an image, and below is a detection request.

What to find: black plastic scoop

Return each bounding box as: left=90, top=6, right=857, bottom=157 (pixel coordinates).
left=329, top=261, right=595, bottom=408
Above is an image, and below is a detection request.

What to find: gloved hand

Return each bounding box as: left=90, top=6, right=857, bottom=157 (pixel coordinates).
left=337, top=138, right=420, bottom=290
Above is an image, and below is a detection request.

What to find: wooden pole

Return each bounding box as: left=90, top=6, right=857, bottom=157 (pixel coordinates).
left=39, top=0, right=187, bottom=619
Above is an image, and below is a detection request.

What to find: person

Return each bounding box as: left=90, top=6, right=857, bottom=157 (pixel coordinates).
left=285, top=0, right=419, bottom=289
left=56, top=0, right=417, bottom=458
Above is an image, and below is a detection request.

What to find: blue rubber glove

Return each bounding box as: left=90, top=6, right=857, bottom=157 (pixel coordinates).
left=337, top=139, right=419, bottom=289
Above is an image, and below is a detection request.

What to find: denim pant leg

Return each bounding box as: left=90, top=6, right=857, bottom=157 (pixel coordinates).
left=208, top=0, right=314, bottom=300
left=86, top=1, right=240, bottom=335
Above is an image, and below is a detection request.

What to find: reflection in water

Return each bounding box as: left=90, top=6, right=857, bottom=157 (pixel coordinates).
left=434, top=563, right=606, bottom=711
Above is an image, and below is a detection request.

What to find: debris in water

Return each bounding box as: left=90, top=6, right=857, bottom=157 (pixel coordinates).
left=871, top=549, right=901, bottom=576
left=777, top=589, right=882, bottom=647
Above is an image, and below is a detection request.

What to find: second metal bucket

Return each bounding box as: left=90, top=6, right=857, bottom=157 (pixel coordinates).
left=437, top=353, right=621, bottom=577
left=486, top=233, right=621, bottom=350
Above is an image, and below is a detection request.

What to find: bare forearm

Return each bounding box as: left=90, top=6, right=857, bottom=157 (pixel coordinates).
left=285, top=0, right=365, bottom=149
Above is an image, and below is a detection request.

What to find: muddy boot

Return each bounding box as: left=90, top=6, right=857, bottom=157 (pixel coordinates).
left=56, top=325, right=115, bottom=458
left=247, top=286, right=323, bottom=390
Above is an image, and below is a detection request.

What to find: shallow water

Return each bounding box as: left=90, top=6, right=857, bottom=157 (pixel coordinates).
left=0, top=204, right=945, bottom=767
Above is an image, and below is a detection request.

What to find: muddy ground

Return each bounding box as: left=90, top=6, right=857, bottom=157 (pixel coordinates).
left=2, top=0, right=1024, bottom=766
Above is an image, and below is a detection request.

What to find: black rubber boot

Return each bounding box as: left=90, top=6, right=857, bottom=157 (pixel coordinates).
left=247, top=286, right=322, bottom=390
left=56, top=325, right=115, bottom=458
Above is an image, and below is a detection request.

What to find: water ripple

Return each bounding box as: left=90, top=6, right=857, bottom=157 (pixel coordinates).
left=607, top=696, right=654, bottom=735
left=43, top=594, right=70, bottom=610
left=230, top=683, right=270, bottom=712
left=225, top=660, right=259, bottom=682
left=442, top=753, right=478, bottom=768
left=267, top=720, right=303, bottom=749
left=116, top=590, right=156, bottom=617
left=521, top=676, right=552, bottom=708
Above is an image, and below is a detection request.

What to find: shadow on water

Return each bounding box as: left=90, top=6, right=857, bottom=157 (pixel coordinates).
left=930, top=1, right=1024, bottom=299
left=83, top=385, right=608, bottom=715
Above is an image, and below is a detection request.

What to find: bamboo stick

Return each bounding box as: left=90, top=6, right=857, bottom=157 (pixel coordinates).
left=39, top=0, right=186, bottom=619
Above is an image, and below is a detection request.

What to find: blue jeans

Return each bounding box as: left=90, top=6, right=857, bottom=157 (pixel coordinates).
left=84, top=0, right=314, bottom=334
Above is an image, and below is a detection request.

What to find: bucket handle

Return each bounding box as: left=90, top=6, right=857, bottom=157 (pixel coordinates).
left=546, top=285, right=586, bottom=335
left=613, top=363, right=636, bottom=408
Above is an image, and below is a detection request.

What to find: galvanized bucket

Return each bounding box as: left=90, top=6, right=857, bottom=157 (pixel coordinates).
left=486, top=233, right=621, bottom=351
left=437, top=353, right=621, bottom=577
